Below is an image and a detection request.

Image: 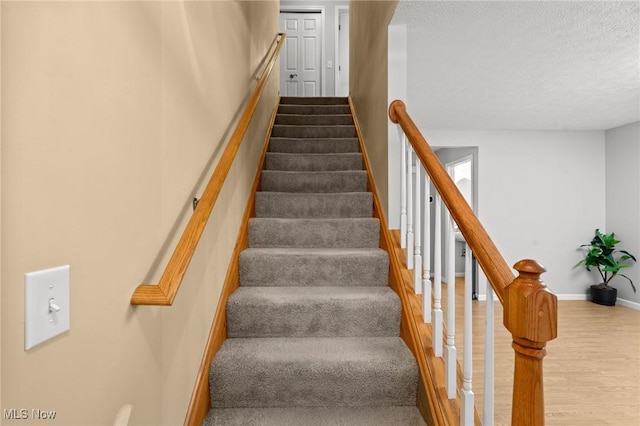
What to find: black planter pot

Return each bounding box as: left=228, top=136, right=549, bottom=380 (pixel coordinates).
left=590, top=285, right=617, bottom=306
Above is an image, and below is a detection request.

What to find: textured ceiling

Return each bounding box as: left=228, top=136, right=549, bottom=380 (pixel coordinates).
left=391, top=1, right=640, bottom=130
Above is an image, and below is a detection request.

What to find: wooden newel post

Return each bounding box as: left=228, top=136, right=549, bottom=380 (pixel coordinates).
left=504, top=259, right=558, bottom=426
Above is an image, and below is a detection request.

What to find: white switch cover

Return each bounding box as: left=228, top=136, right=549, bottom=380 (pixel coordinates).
left=327, top=60, right=333, bottom=69
left=25, top=265, right=70, bottom=350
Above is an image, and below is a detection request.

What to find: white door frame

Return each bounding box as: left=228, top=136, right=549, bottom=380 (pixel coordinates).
left=335, top=5, right=349, bottom=96
left=446, top=154, right=475, bottom=213
left=445, top=152, right=479, bottom=296
left=280, top=6, right=326, bottom=96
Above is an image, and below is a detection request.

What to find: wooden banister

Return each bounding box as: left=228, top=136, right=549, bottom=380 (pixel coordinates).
left=131, top=33, right=285, bottom=306
left=390, top=99, right=514, bottom=304
left=389, top=99, right=558, bottom=425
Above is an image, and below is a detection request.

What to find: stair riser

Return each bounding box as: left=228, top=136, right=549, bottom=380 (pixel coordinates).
left=264, top=153, right=363, bottom=171
left=275, top=115, right=354, bottom=126
left=204, top=406, right=426, bottom=426
left=226, top=289, right=401, bottom=338
left=211, top=371, right=418, bottom=408
left=255, top=192, right=372, bottom=218
left=239, top=249, right=389, bottom=287
left=272, top=125, right=356, bottom=139
left=260, top=171, right=367, bottom=193
left=280, top=96, right=348, bottom=105
left=277, top=105, right=351, bottom=115
left=268, top=138, right=360, bottom=154
left=249, top=218, right=380, bottom=248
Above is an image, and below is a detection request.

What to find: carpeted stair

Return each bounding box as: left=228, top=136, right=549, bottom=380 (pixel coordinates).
left=204, top=97, right=424, bottom=425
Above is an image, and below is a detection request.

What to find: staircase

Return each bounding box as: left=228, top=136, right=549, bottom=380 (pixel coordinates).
left=204, top=97, right=424, bottom=425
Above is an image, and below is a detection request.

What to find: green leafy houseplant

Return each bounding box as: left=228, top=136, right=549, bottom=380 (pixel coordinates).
left=576, top=229, right=637, bottom=296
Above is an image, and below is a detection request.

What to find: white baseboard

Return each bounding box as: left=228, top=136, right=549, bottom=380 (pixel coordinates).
left=553, top=294, right=640, bottom=310
left=476, top=294, right=498, bottom=302
left=475, top=292, right=640, bottom=311
left=429, top=274, right=463, bottom=281
left=555, top=294, right=588, bottom=301
left=616, top=298, right=640, bottom=310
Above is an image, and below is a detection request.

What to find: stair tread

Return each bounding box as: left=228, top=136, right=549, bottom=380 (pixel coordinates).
left=275, top=113, right=352, bottom=117
left=262, top=169, right=366, bottom=175
left=213, top=336, right=415, bottom=369
left=255, top=192, right=372, bottom=218
left=273, top=124, right=355, bottom=129
left=203, top=406, right=426, bottom=426
left=264, top=152, right=363, bottom=171
left=269, top=137, right=359, bottom=142
left=210, top=337, right=418, bottom=408
left=274, top=114, right=354, bottom=126
left=277, top=105, right=351, bottom=115
left=268, top=137, right=360, bottom=153
left=271, top=124, right=357, bottom=138
left=249, top=217, right=380, bottom=249
left=229, top=286, right=398, bottom=303
left=227, top=287, right=400, bottom=338
left=250, top=217, right=379, bottom=223
left=260, top=171, right=367, bottom=193
left=239, top=247, right=389, bottom=287
left=256, top=190, right=371, bottom=196
left=280, top=96, right=349, bottom=105
left=265, top=152, right=362, bottom=158
left=241, top=246, right=387, bottom=255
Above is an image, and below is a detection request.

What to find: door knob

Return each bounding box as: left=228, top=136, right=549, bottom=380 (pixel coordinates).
left=290, top=73, right=298, bottom=79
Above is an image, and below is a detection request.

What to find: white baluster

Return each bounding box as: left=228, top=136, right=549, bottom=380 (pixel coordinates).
left=422, top=174, right=431, bottom=323
left=461, top=242, right=474, bottom=425
left=413, top=165, right=422, bottom=294
left=445, top=212, right=457, bottom=399
left=406, top=145, right=414, bottom=270
left=433, top=193, right=443, bottom=357
left=400, top=134, right=407, bottom=249
left=483, top=277, right=495, bottom=426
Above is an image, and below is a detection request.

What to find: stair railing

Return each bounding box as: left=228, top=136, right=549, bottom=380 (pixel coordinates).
left=130, top=33, right=285, bottom=306
left=389, top=100, right=558, bottom=425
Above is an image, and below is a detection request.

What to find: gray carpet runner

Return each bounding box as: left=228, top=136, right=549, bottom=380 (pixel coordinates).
left=204, top=97, right=423, bottom=425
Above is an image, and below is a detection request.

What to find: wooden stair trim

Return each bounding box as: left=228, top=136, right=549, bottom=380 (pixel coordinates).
left=183, top=97, right=280, bottom=426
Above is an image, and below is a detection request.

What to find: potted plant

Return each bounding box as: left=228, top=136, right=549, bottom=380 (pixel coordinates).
left=576, top=229, right=637, bottom=306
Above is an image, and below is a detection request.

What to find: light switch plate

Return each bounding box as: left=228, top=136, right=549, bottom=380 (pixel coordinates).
left=25, top=265, right=70, bottom=350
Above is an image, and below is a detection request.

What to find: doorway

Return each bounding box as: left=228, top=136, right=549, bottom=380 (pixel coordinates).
left=446, top=153, right=478, bottom=298
left=335, top=6, right=349, bottom=96
left=279, top=11, right=323, bottom=97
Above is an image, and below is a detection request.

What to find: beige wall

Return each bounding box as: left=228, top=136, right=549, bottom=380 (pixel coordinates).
left=1, top=1, right=279, bottom=425
left=349, top=0, right=398, bottom=219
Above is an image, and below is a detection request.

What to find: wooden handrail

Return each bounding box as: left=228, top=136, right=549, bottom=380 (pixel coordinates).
left=389, top=99, right=514, bottom=304
left=389, top=99, right=558, bottom=425
left=131, top=33, right=285, bottom=306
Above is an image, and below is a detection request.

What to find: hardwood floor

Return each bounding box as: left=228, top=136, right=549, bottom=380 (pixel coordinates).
left=445, top=278, right=640, bottom=425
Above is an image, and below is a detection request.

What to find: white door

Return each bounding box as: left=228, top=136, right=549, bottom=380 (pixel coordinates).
left=336, top=8, right=349, bottom=96
left=280, top=12, right=322, bottom=97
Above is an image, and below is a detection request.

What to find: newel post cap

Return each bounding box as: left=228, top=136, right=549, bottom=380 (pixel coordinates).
left=389, top=100, right=406, bottom=123
left=504, top=259, right=558, bottom=344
